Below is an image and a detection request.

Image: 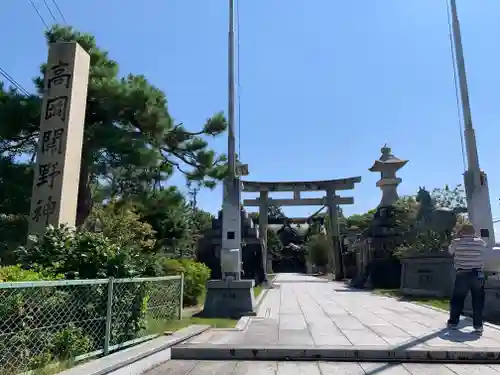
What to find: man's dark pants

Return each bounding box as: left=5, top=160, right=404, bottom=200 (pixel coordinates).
left=448, top=269, right=485, bottom=328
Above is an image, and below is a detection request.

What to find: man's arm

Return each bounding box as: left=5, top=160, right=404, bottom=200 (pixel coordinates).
left=448, top=240, right=456, bottom=255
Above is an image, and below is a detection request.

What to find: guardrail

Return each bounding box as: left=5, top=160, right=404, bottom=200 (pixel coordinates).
left=0, top=275, right=183, bottom=374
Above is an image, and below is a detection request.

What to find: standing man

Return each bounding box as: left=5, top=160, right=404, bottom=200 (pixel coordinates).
left=447, top=223, right=486, bottom=333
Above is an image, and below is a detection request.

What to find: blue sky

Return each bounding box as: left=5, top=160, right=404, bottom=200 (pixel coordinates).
left=2, top=1, right=500, bottom=233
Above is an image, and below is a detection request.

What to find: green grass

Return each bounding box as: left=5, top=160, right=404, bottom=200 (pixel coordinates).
left=152, top=280, right=270, bottom=335
left=157, top=316, right=238, bottom=333
left=254, top=285, right=263, bottom=298
left=30, top=286, right=257, bottom=375
left=374, top=289, right=450, bottom=311
left=31, top=360, right=75, bottom=375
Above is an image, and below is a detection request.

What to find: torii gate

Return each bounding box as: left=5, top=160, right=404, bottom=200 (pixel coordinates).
left=242, top=177, right=361, bottom=280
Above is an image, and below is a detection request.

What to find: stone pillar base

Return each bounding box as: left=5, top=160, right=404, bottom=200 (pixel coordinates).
left=195, top=279, right=256, bottom=319
left=266, top=256, right=274, bottom=274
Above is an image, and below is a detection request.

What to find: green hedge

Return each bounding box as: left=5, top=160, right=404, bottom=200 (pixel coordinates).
left=0, top=266, right=97, bottom=372
left=0, top=225, right=210, bottom=373
left=155, top=258, right=211, bottom=306
left=0, top=265, right=186, bottom=373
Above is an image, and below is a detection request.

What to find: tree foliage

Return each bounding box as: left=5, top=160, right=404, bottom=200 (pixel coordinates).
left=267, top=229, right=282, bottom=256
left=306, top=234, right=329, bottom=267
left=431, top=184, right=466, bottom=211
left=267, top=204, right=286, bottom=220
left=0, top=25, right=228, bottom=228
left=345, top=210, right=376, bottom=233
left=0, top=24, right=228, bottom=373
left=84, top=200, right=157, bottom=252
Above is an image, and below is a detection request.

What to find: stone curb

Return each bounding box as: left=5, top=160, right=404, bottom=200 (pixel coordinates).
left=57, top=325, right=210, bottom=375
left=170, top=344, right=500, bottom=364
left=231, top=274, right=278, bottom=330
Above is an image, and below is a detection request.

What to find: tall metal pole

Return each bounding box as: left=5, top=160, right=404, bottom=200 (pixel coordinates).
left=449, top=0, right=479, bottom=172
left=449, top=0, right=495, bottom=246
left=227, top=0, right=236, bottom=181
left=220, top=0, right=242, bottom=281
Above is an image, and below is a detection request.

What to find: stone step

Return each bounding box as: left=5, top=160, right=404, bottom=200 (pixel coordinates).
left=171, top=344, right=500, bottom=364
left=141, top=360, right=498, bottom=375
left=183, top=329, right=243, bottom=345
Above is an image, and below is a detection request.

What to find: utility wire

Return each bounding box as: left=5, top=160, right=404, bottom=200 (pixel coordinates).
left=51, top=0, right=67, bottom=23
left=42, top=0, right=58, bottom=23
left=29, top=0, right=49, bottom=29
left=0, top=67, right=31, bottom=96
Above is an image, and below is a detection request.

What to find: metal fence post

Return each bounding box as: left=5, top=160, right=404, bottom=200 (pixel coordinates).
left=103, top=277, right=114, bottom=355
left=178, top=273, right=184, bottom=320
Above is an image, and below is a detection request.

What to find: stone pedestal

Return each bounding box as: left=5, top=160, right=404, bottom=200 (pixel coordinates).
left=400, top=251, right=455, bottom=298
left=221, top=247, right=241, bottom=280
left=196, top=208, right=264, bottom=283
left=195, top=279, right=256, bottom=319
left=464, top=278, right=500, bottom=322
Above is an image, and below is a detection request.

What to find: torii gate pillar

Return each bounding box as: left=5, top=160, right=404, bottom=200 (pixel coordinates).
left=258, top=191, right=271, bottom=279
left=326, top=188, right=343, bottom=280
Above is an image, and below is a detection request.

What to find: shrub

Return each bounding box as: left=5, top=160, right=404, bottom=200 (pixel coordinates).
left=85, top=201, right=157, bottom=253
left=5, top=226, right=167, bottom=373
left=0, top=214, right=28, bottom=265
left=157, top=258, right=184, bottom=276
left=155, top=257, right=210, bottom=306
left=394, top=230, right=450, bottom=259
left=16, top=225, right=148, bottom=279
left=0, top=266, right=84, bottom=372
left=0, top=264, right=63, bottom=282
left=306, top=234, right=330, bottom=267
left=179, top=259, right=211, bottom=306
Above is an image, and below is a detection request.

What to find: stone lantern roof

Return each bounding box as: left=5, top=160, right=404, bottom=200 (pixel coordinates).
left=369, top=144, right=408, bottom=172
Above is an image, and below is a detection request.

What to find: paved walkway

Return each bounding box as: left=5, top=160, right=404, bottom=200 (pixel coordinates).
left=144, top=274, right=500, bottom=374
left=184, top=273, right=500, bottom=349
left=145, top=360, right=500, bottom=374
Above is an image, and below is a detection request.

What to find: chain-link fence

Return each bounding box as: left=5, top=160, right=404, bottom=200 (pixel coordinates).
left=0, top=275, right=183, bottom=375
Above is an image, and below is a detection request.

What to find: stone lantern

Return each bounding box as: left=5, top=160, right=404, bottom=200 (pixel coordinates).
left=369, top=144, right=408, bottom=207
left=351, top=145, right=409, bottom=290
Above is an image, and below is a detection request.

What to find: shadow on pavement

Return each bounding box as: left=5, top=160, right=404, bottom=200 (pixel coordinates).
left=363, top=320, right=480, bottom=375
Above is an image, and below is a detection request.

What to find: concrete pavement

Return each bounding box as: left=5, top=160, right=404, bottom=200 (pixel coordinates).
left=144, top=273, right=500, bottom=374
left=144, top=360, right=500, bottom=374
left=174, top=273, right=500, bottom=353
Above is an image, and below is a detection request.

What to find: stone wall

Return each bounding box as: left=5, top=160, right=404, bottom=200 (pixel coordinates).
left=464, top=278, right=500, bottom=323
left=400, top=251, right=455, bottom=298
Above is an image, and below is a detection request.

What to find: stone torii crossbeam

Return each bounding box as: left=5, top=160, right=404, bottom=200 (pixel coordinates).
left=242, top=177, right=361, bottom=281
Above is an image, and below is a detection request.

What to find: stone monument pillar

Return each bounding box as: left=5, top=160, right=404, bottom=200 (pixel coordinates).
left=28, top=42, right=90, bottom=238
left=219, top=178, right=242, bottom=280
left=196, top=178, right=256, bottom=319
left=369, top=145, right=408, bottom=207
